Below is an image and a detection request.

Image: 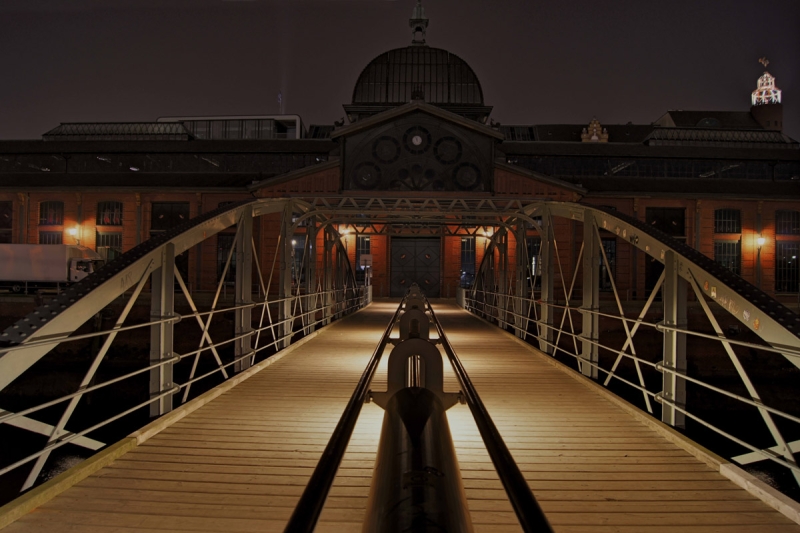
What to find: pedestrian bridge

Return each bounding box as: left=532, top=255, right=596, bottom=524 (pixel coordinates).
left=1, top=197, right=800, bottom=532
left=2, top=301, right=798, bottom=532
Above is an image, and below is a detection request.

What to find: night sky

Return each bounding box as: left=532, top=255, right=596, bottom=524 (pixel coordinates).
left=0, top=0, right=797, bottom=140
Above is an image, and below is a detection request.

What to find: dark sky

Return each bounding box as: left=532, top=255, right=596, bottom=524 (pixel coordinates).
left=0, top=0, right=797, bottom=139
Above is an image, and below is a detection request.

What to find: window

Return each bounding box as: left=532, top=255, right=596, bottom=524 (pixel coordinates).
left=39, top=231, right=62, bottom=245
left=96, top=201, right=123, bottom=226
left=217, top=234, right=236, bottom=284
left=776, top=242, right=799, bottom=293
left=356, top=235, right=370, bottom=283
left=0, top=201, right=11, bottom=243
left=460, top=237, right=476, bottom=288
left=150, top=202, right=189, bottom=232
left=97, top=231, right=122, bottom=261
left=39, top=201, right=64, bottom=226
left=714, top=209, right=741, bottom=234
left=526, top=237, right=542, bottom=289
left=776, top=211, right=800, bottom=236
left=600, top=238, right=616, bottom=291
left=714, top=241, right=741, bottom=276
left=645, top=207, right=685, bottom=238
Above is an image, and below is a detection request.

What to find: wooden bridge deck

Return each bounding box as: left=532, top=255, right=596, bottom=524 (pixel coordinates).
left=4, top=301, right=799, bottom=532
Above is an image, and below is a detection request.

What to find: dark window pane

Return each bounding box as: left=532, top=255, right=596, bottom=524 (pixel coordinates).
left=96, top=201, right=123, bottom=226
left=600, top=238, right=616, bottom=291
left=714, top=240, right=741, bottom=276
left=460, top=237, right=475, bottom=288
left=776, top=211, right=800, bottom=236
left=97, top=231, right=122, bottom=260
left=775, top=242, right=799, bottom=293
left=714, top=209, right=741, bottom=234
left=526, top=237, right=542, bottom=290
left=355, top=235, right=371, bottom=283
left=645, top=207, right=685, bottom=237
left=0, top=201, right=12, bottom=230
left=151, top=202, right=189, bottom=231
left=39, top=231, right=62, bottom=244
left=39, top=201, right=64, bottom=226
left=217, top=233, right=236, bottom=284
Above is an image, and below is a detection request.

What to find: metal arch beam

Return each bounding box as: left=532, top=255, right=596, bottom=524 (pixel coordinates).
left=0, top=198, right=292, bottom=393
left=519, top=201, right=800, bottom=365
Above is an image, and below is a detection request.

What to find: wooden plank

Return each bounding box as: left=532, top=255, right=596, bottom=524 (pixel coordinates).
left=5, top=301, right=799, bottom=533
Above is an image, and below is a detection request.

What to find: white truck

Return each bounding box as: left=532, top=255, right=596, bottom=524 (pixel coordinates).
left=0, top=244, right=104, bottom=293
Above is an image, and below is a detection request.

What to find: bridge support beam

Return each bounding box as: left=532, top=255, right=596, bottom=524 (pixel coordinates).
left=515, top=223, right=528, bottom=339
left=497, top=230, right=508, bottom=330
left=304, top=219, right=317, bottom=335
left=234, top=206, right=254, bottom=372
left=279, top=202, right=294, bottom=349
left=150, top=242, right=175, bottom=417
left=539, top=211, right=554, bottom=354
left=580, top=215, right=599, bottom=379
left=323, top=226, right=335, bottom=326
left=662, top=250, right=687, bottom=428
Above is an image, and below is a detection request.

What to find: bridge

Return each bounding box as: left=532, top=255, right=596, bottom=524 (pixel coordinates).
left=1, top=198, right=800, bottom=532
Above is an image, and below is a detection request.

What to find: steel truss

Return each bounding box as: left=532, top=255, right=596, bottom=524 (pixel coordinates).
left=0, top=198, right=366, bottom=491
left=1, top=196, right=800, bottom=494
left=463, top=201, right=800, bottom=487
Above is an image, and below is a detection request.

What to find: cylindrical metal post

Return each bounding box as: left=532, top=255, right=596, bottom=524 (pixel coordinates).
left=362, top=387, right=473, bottom=533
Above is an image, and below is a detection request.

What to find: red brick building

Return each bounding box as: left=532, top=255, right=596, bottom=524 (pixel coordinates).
left=0, top=12, right=798, bottom=304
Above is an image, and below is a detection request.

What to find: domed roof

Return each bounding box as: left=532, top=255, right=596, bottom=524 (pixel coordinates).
left=351, top=46, right=484, bottom=106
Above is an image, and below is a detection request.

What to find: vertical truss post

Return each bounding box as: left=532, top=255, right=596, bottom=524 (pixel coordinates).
left=323, top=226, right=335, bottom=326
left=279, top=202, right=294, bottom=349
left=662, top=250, right=687, bottom=428
left=515, top=223, right=528, bottom=339
left=335, top=240, right=346, bottom=319
left=580, top=215, right=599, bottom=379
left=150, top=243, right=175, bottom=417
left=497, top=230, right=508, bottom=329
left=485, top=241, right=495, bottom=321
left=305, top=219, right=318, bottom=335
left=539, top=210, right=554, bottom=354
left=234, top=206, right=254, bottom=372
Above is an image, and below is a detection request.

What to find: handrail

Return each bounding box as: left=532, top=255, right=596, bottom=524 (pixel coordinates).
left=283, top=297, right=405, bottom=533
left=461, top=289, right=800, bottom=479
left=427, top=302, right=554, bottom=533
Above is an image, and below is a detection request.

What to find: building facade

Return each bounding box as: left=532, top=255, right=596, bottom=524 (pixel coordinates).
left=0, top=6, right=798, bottom=303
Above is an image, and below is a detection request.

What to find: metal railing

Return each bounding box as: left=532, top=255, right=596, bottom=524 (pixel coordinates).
left=0, top=197, right=369, bottom=496
left=462, top=286, right=800, bottom=486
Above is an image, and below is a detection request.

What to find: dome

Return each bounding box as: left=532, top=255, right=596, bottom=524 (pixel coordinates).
left=351, top=46, right=484, bottom=107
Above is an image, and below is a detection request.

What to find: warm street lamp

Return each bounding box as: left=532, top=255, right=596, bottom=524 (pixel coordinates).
left=68, top=227, right=80, bottom=246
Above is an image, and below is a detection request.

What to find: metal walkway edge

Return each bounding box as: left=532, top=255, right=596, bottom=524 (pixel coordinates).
left=2, top=302, right=799, bottom=532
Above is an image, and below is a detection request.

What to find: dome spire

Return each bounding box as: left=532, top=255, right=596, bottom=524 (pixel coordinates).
left=409, top=1, right=428, bottom=46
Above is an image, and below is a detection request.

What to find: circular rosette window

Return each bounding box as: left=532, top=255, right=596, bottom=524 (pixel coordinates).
left=433, top=136, right=463, bottom=165
left=452, top=162, right=482, bottom=191
left=352, top=161, right=382, bottom=190
left=372, top=136, right=401, bottom=164
left=402, top=126, right=432, bottom=155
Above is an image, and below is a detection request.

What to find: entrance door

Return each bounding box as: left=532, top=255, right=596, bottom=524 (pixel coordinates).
left=390, top=237, right=441, bottom=297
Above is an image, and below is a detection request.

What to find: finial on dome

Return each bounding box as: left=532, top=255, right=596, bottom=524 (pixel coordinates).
left=409, top=0, right=428, bottom=46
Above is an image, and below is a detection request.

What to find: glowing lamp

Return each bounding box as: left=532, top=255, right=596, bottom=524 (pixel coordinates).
left=757, top=236, right=766, bottom=248
left=67, top=227, right=78, bottom=237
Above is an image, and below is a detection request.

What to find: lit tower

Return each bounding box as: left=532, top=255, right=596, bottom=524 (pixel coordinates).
left=750, top=57, right=783, bottom=131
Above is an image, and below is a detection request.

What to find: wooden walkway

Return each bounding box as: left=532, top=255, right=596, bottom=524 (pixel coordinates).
left=4, top=301, right=800, bottom=532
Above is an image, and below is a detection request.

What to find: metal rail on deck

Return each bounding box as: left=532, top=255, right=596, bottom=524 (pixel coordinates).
left=427, top=303, right=554, bottom=533
left=283, top=297, right=405, bottom=533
